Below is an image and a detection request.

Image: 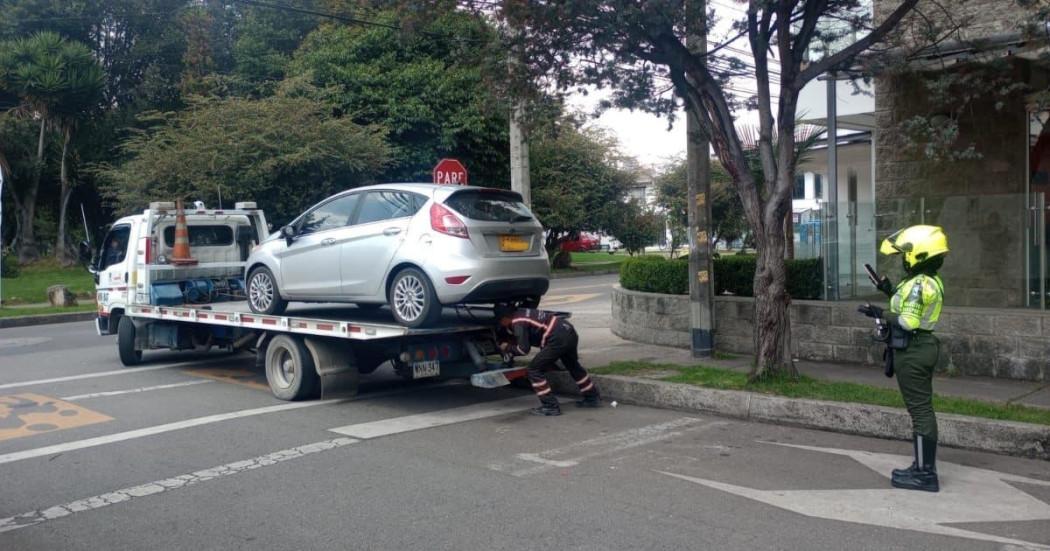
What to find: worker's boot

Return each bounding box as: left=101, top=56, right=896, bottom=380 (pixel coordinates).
left=531, top=395, right=562, bottom=416
left=891, top=434, right=939, bottom=493
left=891, top=434, right=920, bottom=478
left=575, top=390, right=601, bottom=408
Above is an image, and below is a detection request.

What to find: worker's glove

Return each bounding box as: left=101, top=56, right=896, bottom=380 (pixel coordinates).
left=857, top=303, right=884, bottom=319
left=876, top=276, right=893, bottom=297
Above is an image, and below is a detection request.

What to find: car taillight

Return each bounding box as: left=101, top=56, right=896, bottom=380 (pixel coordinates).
left=430, top=203, right=468, bottom=239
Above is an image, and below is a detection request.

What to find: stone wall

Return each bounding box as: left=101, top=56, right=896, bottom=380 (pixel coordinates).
left=612, top=287, right=1050, bottom=381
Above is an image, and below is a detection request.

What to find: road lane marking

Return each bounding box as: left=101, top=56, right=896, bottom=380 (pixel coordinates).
left=540, top=293, right=601, bottom=307
left=0, top=362, right=202, bottom=390
left=657, top=442, right=1050, bottom=550
left=328, top=395, right=539, bottom=439
left=0, top=437, right=359, bottom=535
left=0, top=394, right=113, bottom=442
left=0, top=399, right=347, bottom=466
left=490, top=417, right=722, bottom=477
left=182, top=368, right=269, bottom=391
left=60, top=380, right=214, bottom=401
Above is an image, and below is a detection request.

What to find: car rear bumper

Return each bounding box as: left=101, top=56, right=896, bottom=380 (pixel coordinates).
left=457, top=278, right=550, bottom=303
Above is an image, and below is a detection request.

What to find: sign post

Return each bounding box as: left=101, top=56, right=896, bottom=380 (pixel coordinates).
left=432, top=159, right=469, bottom=185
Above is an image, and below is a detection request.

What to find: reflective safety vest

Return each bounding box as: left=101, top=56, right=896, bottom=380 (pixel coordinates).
left=890, top=274, right=944, bottom=331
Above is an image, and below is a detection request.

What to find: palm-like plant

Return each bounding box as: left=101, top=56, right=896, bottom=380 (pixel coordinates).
left=0, top=32, right=104, bottom=262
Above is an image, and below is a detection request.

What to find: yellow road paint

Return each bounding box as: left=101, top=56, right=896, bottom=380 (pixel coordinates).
left=182, top=368, right=269, bottom=392
left=0, top=393, right=112, bottom=442
left=540, top=293, right=600, bottom=307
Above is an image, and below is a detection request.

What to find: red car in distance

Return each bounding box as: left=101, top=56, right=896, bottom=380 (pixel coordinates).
left=560, top=233, right=600, bottom=252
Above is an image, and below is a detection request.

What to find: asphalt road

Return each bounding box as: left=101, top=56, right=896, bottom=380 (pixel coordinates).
left=1, top=274, right=1048, bottom=550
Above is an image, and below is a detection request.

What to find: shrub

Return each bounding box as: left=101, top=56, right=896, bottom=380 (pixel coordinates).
left=619, top=256, right=689, bottom=295
left=620, top=253, right=824, bottom=299
left=1, top=249, right=19, bottom=278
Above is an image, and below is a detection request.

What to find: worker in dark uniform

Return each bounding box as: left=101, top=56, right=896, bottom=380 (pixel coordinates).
left=496, top=306, right=601, bottom=416
left=859, top=225, right=948, bottom=493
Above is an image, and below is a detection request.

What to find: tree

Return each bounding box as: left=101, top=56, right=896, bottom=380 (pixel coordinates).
left=95, top=91, right=393, bottom=225
left=656, top=157, right=746, bottom=255
left=609, top=200, right=663, bottom=255
left=528, top=120, right=635, bottom=263
left=0, top=31, right=104, bottom=262
left=289, top=9, right=510, bottom=185
left=497, top=0, right=922, bottom=379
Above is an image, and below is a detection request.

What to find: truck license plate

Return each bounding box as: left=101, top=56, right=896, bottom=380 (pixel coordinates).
left=412, top=360, right=440, bottom=379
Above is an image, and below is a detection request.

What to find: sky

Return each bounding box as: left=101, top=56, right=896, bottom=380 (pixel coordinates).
left=564, top=1, right=760, bottom=170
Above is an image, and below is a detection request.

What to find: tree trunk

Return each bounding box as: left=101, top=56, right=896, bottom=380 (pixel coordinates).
left=18, top=116, right=47, bottom=263
left=749, top=221, right=797, bottom=381
left=784, top=211, right=795, bottom=259
left=56, top=126, right=73, bottom=265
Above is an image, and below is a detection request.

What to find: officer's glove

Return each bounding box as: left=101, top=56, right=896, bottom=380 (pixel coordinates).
left=857, top=303, right=884, bottom=319
left=876, top=276, right=893, bottom=297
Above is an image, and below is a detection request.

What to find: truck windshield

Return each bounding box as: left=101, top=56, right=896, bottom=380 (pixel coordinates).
left=445, top=190, right=533, bottom=223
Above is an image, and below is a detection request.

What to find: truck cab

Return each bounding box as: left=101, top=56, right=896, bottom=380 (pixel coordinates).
left=91, top=201, right=268, bottom=335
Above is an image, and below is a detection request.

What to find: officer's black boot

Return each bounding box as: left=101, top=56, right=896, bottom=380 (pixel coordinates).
left=891, top=434, right=920, bottom=478
left=575, top=390, right=601, bottom=408
left=531, top=395, right=562, bottom=416
left=891, top=434, right=939, bottom=492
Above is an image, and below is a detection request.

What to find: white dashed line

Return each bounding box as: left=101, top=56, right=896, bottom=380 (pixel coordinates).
left=328, top=395, right=539, bottom=439
left=60, top=380, right=214, bottom=401
left=0, top=437, right=359, bottom=534
left=0, top=362, right=201, bottom=390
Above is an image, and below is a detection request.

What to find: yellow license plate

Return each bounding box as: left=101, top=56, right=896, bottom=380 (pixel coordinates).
left=499, top=235, right=530, bottom=252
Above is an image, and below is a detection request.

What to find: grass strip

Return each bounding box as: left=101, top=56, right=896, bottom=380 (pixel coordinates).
left=3, top=260, right=95, bottom=305
left=591, top=361, right=1050, bottom=426
left=0, top=304, right=97, bottom=319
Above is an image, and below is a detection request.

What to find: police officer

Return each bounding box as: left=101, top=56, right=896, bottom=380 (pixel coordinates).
left=495, top=306, right=601, bottom=416
left=859, top=225, right=948, bottom=493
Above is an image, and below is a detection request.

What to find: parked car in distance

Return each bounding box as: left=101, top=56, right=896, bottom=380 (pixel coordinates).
left=560, top=232, right=600, bottom=252
left=245, top=183, right=550, bottom=327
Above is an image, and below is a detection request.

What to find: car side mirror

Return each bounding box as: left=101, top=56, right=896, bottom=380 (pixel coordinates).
left=280, top=225, right=297, bottom=244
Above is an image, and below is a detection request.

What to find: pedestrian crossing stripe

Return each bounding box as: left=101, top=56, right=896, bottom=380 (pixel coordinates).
left=0, top=393, right=112, bottom=442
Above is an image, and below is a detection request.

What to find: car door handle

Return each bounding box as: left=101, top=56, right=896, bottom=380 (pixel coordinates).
left=383, top=227, right=402, bottom=236
left=321, top=238, right=336, bottom=246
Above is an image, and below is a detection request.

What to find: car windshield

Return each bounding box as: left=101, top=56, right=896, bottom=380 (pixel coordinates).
left=445, top=190, right=533, bottom=222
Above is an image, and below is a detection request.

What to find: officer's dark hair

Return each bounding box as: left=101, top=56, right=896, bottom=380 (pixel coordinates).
left=906, top=255, right=944, bottom=276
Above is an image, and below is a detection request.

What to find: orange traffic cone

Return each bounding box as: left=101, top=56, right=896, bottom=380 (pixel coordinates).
left=170, top=199, right=198, bottom=266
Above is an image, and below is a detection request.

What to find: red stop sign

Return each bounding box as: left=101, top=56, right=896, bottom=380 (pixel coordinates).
left=433, top=158, right=468, bottom=185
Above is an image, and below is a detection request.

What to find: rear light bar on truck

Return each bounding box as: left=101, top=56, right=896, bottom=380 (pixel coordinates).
left=430, top=203, right=469, bottom=238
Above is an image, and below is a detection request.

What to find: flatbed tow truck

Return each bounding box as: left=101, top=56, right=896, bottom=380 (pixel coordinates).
left=90, top=201, right=533, bottom=401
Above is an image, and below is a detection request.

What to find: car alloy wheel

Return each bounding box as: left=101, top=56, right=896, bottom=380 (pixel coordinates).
left=393, top=273, right=426, bottom=322
left=249, top=271, right=274, bottom=312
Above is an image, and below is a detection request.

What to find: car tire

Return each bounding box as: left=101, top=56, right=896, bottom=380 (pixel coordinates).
left=248, top=266, right=288, bottom=315
left=388, top=267, right=442, bottom=328
left=264, top=334, right=319, bottom=401
left=117, top=316, right=143, bottom=367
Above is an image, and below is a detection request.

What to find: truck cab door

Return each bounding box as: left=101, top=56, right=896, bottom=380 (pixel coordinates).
left=96, top=224, right=133, bottom=333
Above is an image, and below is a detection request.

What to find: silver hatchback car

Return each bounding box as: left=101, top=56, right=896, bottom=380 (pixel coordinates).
left=245, top=183, right=550, bottom=327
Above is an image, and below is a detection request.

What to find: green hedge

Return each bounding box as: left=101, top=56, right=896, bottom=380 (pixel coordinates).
left=619, top=256, right=689, bottom=295
left=620, top=254, right=823, bottom=299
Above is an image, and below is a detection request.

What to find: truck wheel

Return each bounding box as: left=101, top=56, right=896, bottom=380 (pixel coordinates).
left=248, top=266, right=288, bottom=315
left=264, top=334, right=319, bottom=401
left=117, top=316, right=143, bottom=366
left=388, top=268, right=442, bottom=328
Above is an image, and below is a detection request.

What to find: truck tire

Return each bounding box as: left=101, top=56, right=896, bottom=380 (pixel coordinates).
left=264, top=334, right=319, bottom=401
left=248, top=266, right=288, bottom=315
left=388, top=268, right=442, bottom=328
left=117, top=316, right=143, bottom=367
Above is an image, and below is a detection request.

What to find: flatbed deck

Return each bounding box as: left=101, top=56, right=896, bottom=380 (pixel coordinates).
left=127, top=301, right=497, bottom=341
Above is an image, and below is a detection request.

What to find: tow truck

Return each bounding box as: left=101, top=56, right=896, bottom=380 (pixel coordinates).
left=87, top=201, right=534, bottom=400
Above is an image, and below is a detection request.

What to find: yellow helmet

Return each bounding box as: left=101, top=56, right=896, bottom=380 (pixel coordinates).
left=880, top=225, right=949, bottom=268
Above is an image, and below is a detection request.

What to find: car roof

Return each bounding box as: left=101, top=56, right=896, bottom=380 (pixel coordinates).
left=339, top=183, right=520, bottom=200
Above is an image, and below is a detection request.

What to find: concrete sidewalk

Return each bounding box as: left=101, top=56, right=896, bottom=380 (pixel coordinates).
left=574, top=327, right=1050, bottom=410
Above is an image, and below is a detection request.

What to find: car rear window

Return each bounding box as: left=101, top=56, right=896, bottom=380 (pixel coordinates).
left=163, top=225, right=234, bottom=247
left=445, top=190, right=534, bottom=222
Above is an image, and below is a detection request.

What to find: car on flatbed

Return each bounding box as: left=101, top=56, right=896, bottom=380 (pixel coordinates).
left=245, top=183, right=550, bottom=327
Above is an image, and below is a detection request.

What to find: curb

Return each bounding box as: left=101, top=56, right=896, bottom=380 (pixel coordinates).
left=0, top=311, right=96, bottom=329
left=551, top=269, right=620, bottom=279
left=547, top=373, right=1050, bottom=460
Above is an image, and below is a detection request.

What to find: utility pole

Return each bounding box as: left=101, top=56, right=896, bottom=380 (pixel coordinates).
left=686, top=0, right=714, bottom=358
left=510, top=105, right=531, bottom=208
